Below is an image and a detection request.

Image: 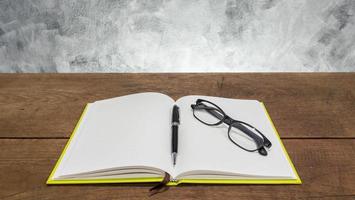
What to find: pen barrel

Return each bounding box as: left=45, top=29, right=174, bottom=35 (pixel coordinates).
left=172, top=125, right=178, bottom=153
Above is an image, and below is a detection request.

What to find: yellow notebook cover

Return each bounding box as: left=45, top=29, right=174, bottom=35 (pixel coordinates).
left=47, top=103, right=301, bottom=185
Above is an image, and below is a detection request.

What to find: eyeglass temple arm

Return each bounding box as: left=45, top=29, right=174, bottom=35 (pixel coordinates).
left=196, top=105, right=224, bottom=121
left=230, top=122, right=264, bottom=146
left=236, top=121, right=272, bottom=148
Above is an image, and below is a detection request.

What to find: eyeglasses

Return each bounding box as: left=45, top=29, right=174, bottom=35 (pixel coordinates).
left=191, top=99, right=272, bottom=156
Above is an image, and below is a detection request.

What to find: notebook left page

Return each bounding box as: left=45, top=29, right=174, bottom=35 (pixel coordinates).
left=52, top=92, right=175, bottom=180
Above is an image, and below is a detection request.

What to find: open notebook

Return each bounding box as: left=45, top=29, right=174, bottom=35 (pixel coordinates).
left=47, top=92, right=301, bottom=185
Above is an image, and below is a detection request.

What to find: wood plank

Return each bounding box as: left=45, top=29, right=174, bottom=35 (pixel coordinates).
left=0, top=73, right=354, bottom=138
left=0, top=139, right=354, bottom=199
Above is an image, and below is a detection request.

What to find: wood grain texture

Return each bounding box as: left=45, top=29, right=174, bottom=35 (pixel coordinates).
left=0, top=139, right=354, bottom=200
left=0, top=73, right=354, bottom=199
left=0, top=73, right=354, bottom=138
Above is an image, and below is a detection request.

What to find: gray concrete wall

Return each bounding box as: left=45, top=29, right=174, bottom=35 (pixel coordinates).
left=0, top=0, right=355, bottom=72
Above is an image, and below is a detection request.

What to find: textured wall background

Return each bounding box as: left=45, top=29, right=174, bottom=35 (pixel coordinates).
left=0, top=0, right=355, bottom=72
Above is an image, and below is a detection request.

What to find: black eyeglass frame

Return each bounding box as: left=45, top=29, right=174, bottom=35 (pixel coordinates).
left=191, top=99, right=272, bottom=156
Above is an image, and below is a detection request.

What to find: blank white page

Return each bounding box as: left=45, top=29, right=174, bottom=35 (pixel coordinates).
left=53, top=92, right=175, bottom=179
left=174, top=95, right=296, bottom=179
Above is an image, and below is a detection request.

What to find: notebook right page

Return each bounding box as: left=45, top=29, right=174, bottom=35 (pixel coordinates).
left=174, top=95, right=297, bottom=180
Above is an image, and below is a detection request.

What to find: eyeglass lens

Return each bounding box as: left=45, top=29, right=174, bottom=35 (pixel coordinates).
left=192, top=100, right=270, bottom=155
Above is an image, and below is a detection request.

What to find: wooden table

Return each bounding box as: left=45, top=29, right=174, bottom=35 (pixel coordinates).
left=0, top=73, right=354, bottom=200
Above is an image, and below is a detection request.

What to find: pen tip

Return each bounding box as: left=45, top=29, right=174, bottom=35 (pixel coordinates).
left=172, top=153, right=177, bottom=166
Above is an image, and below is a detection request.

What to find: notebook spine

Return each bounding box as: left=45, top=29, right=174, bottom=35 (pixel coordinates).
left=170, top=178, right=179, bottom=183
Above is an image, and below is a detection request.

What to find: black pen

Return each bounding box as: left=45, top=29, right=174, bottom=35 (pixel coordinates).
left=171, top=105, right=180, bottom=166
